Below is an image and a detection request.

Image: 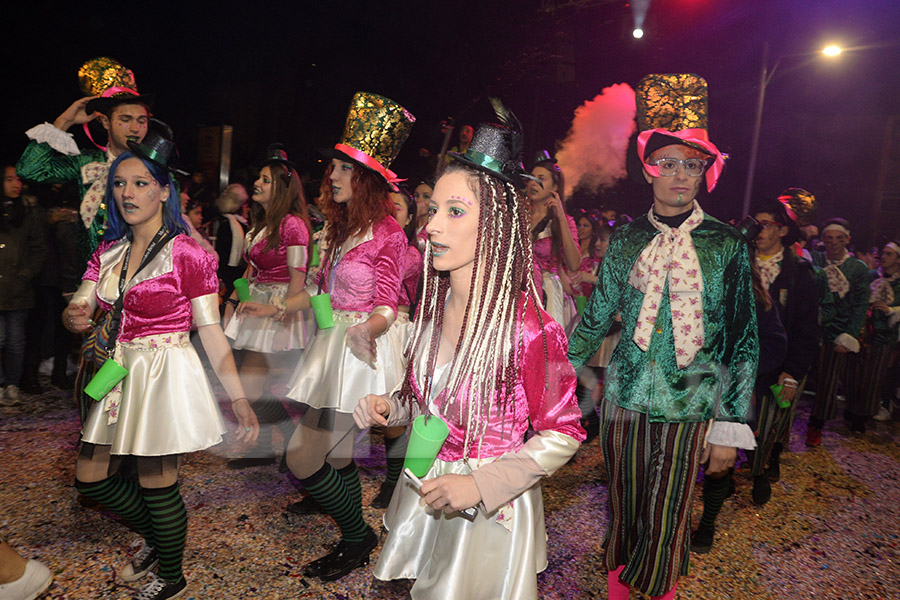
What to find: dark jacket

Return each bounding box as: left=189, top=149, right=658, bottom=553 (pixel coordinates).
left=766, top=252, right=821, bottom=384
left=0, top=200, right=48, bottom=310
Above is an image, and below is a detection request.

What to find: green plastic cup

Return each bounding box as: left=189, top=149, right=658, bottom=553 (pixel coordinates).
left=84, top=359, right=128, bottom=401
left=575, top=295, right=588, bottom=315
left=233, top=278, right=251, bottom=302
left=403, top=415, right=450, bottom=477
left=770, top=383, right=790, bottom=409
left=310, top=243, right=320, bottom=267
left=310, top=293, right=335, bottom=329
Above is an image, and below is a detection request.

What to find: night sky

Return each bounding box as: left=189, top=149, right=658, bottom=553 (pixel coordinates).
left=6, top=0, right=900, bottom=245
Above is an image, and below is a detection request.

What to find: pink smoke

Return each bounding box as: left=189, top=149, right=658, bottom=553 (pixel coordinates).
left=556, top=83, right=636, bottom=198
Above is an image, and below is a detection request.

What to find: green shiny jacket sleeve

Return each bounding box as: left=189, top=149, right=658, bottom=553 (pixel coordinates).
left=16, top=140, right=97, bottom=186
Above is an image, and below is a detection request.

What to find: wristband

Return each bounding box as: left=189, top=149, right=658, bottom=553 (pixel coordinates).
left=225, top=298, right=239, bottom=308
left=231, top=397, right=248, bottom=403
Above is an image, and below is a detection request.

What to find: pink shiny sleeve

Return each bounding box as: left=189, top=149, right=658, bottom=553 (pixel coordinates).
left=373, top=224, right=406, bottom=312
left=522, top=301, right=586, bottom=441
left=281, top=214, right=310, bottom=248
left=175, top=237, right=219, bottom=299
left=82, top=240, right=114, bottom=282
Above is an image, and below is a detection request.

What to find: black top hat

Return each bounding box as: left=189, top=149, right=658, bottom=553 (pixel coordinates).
left=260, top=143, right=297, bottom=172
left=127, top=119, right=188, bottom=176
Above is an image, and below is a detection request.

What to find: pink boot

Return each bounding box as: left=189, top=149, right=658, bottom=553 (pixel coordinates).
left=652, top=581, right=678, bottom=600
left=608, top=565, right=630, bottom=600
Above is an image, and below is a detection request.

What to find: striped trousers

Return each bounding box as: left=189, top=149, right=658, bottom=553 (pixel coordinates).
left=845, top=343, right=894, bottom=418
left=812, top=343, right=850, bottom=422
left=751, top=377, right=806, bottom=476
left=600, top=398, right=706, bottom=596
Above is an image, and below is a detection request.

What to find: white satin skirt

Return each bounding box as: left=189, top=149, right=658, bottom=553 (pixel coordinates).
left=81, top=333, right=227, bottom=456
left=285, top=310, right=408, bottom=413
left=374, top=457, right=547, bottom=600
left=542, top=271, right=577, bottom=331
left=224, top=281, right=313, bottom=352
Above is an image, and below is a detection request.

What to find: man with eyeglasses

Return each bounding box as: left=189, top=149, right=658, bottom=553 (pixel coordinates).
left=807, top=218, right=870, bottom=444
left=569, top=74, right=757, bottom=600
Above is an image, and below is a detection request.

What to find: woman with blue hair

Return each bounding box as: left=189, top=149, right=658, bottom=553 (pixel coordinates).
left=62, top=135, right=258, bottom=600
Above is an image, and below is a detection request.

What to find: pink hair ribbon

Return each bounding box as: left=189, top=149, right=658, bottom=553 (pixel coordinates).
left=83, top=87, right=141, bottom=152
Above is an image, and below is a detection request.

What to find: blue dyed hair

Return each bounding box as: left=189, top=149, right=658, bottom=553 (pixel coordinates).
left=103, top=152, right=189, bottom=241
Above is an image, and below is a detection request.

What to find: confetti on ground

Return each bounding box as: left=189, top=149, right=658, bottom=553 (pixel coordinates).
left=2, top=376, right=898, bottom=599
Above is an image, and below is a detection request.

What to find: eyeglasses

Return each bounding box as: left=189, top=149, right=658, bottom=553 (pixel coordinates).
left=649, top=158, right=708, bottom=177
left=756, top=220, right=782, bottom=229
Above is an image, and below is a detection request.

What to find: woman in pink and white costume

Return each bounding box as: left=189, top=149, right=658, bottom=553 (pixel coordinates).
left=223, top=145, right=312, bottom=469
left=239, top=92, right=414, bottom=581
left=528, top=152, right=581, bottom=329
left=355, top=112, right=584, bottom=600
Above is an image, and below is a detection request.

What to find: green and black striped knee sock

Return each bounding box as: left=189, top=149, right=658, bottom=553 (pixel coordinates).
left=301, top=463, right=368, bottom=543
left=699, top=472, right=732, bottom=531
left=383, top=434, right=408, bottom=487
left=141, top=483, right=187, bottom=583
left=336, top=461, right=363, bottom=510
left=75, top=475, right=155, bottom=546
left=255, top=399, right=295, bottom=448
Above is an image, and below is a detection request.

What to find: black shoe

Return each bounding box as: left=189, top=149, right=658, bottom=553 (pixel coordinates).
left=751, top=474, right=772, bottom=505
left=286, top=495, right=324, bottom=515
left=51, top=373, right=74, bottom=390
left=226, top=454, right=275, bottom=469
left=371, top=481, right=396, bottom=509
left=21, top=379, right=43, bottom=395
left=134, top=573, right=187, bottom=600
left=312, top=528, right=379, bottom=582
left=690, top=525, right=715, bottom=554
left=581, top=412, right=600, bottom=444
left=766, top=461, right=781, bottom=482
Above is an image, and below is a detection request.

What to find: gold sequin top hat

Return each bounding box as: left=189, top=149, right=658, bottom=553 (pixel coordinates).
left=324, top=92, right=415, bottom=188
left=79, top=57, right=154, bottom=115
left=632, top=73, right=726, bottom=192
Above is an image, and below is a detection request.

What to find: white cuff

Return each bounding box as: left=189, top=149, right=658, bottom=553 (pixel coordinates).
left=287, top=246, right=308, bottom=270
left=25, top=123, right=80, bottom=156
left=71, top=280, right=98, bottom=312
left=371, top=305, right=396, bottom=328
left=834, top=333, right=861, bottom=353
left=706, top=421, right=757, bottom=449
left=191, top=293, right=221, bottom=327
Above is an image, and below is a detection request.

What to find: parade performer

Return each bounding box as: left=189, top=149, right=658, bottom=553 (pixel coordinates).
left=844, top=240, right=900, bottom=431
left=17, top=57, right=154, bottom=262
left=528, top=151, right=581, bottom=327
left=807, top=218, right=870, bottom=443
left=61, top=132, right=258, bottom=600
left=240, top=92, right=413, bottom=581
left=223, top=144, right=312, bottom=470
left=568, top=74, right=758, bottom=599
left=354, top=104, right=585, bottom=600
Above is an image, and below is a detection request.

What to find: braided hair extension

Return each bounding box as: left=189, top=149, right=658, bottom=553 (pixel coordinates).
left=397, top=164, right=546, bottom=457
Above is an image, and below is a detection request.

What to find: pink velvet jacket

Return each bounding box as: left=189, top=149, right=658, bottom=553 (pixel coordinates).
left=316, top=217, right=407, bottom=314
left=247, top=214, right=309, bottom=284
left=409, top=295, right=585, bottom=461
left=84, top=235, right=218, bottom=342
left=399, top=243, right=423, bottom=307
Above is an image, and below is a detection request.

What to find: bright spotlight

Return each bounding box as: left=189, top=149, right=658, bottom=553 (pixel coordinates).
left=822, top=44, right=842, bottom=57
left=633, top=28, right=644, bottom=39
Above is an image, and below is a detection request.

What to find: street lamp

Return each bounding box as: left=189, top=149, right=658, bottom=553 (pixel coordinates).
left=741, top=42, right=842, bottom=216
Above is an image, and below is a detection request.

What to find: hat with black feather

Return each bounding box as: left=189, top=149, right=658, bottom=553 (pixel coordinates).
left=449, top=97, right=531, bottom=189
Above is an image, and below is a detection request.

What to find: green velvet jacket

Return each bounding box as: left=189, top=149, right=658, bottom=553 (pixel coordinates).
left=810, top=251, right=870, bottom=343
left=568, top=211, right=759, bottom=423
left=16, top=140, right=108, bottom=260
left=867, top=273, right=900, bottom=347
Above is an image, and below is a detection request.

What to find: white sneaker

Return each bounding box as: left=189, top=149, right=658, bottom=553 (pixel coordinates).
left=0, top=559, right=52, bottom=600
left=5, top=385, right=21, bottom=402
left=118, top=538, right=158, bottom=582
left=873, top=406, right=892, bottom=422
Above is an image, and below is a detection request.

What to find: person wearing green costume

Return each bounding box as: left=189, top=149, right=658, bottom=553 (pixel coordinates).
left=568, top=74, right=758, bottom=600
left=807, top=217, right=870, bottom=443
left=16, top=57, right=153, bottom=263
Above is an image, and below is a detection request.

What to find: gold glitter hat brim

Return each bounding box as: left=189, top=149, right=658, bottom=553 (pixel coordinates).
left=326, top=92, right=415, bottom=181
